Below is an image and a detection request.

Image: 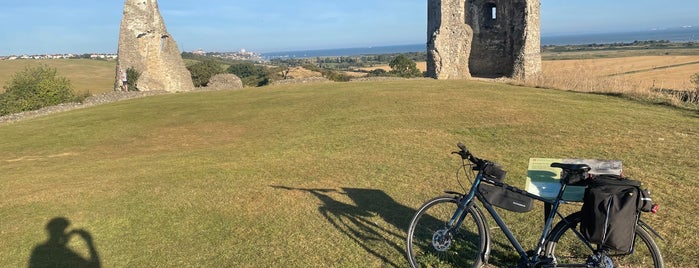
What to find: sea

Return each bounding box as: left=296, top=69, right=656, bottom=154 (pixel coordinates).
left=261, top=27, right=699, bottom=59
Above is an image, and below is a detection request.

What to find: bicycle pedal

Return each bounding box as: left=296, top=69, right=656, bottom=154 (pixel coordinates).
left=534, top=258, right=556, bottom=268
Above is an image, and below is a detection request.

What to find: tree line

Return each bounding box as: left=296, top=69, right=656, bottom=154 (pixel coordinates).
left=183, top=52, right=426, bottom=87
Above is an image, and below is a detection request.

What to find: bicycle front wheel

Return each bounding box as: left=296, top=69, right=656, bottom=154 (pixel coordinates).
left=406, top=196, right=488, bottom=268
left=544, top=211, right=664, bottom=267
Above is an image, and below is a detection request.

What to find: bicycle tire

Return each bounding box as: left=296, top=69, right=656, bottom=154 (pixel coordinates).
left=544, top=211, right=664, bottom=267
left=406, top=196, right=488, bottom=268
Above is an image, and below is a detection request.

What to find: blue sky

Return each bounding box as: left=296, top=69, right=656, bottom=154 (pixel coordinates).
left=0, top=0, right=697, bottom=55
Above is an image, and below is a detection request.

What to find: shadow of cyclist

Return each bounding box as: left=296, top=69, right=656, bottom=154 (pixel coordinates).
left=28, top=217, right=101, bottom=268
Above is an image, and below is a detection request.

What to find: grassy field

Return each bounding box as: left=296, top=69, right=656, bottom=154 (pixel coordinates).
left=1, top=80, right=698, bottom=267
left=0, top=59, right=116, bottom=95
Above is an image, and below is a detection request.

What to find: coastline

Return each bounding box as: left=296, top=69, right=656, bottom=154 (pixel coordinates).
left=262, top=27, right=699, bottom=59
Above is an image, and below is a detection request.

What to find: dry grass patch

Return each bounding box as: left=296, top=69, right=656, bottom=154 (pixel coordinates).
left=285, top=66, right=323, bottom=79
left=542, top=56, right=699, bottom=90
left=521, top=55, right=699, bottom=108
left=359, top=61, right=427, bottom=72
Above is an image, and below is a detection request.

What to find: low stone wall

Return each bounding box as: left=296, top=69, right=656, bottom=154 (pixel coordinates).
left=271, top=77, right=331, bottom=85
left=0, top=91, right=168, bottom=125
left=350, top=77, right=432, bottom=82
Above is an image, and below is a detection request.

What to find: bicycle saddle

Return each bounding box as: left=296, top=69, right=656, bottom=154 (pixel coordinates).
left=550, top=163, right=591, bottom=172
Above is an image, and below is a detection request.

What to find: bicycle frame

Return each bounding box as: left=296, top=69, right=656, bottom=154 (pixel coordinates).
left=408, top=144, right=664, bottom=268
left=446, top=165, right=589, bottom=265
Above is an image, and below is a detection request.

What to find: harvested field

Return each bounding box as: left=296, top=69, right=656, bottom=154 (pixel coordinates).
left=543, top=56, right=699, bottom=90
left=367, top=57, right=697, bottom=90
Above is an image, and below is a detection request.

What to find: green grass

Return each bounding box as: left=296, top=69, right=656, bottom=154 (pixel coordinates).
left=1, top=80, right=698, bottom=267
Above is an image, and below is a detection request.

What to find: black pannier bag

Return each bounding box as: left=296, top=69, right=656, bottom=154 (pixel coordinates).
left=478, top=184, right=534, bottom=213
left=580, top=174, right=649, bottom=253
left=478, top=163, right=533, bottom=213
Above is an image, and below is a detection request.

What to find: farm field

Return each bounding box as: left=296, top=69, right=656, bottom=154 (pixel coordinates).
left=542, top=55, right=699, bottom=90
left=1, top=80, right=698, bottom=267
left=367, top=55, right=697, bottom=91
left=0, top=59, right=116, bottom=95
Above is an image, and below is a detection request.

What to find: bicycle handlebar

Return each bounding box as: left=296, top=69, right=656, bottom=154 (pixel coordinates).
left=453, top=142, right=486, bottom=167
left=457, top=142, right=469, bottom=154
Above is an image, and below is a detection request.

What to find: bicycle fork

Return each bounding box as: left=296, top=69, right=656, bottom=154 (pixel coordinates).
left=445, top=192, right=492, bottom=264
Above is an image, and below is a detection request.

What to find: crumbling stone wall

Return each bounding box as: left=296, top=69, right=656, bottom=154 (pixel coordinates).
left=115, top=0, right=194, bottom=92
left=427, top=0, right=541, bottom=80
left=427, top=0, right=473, bottom=79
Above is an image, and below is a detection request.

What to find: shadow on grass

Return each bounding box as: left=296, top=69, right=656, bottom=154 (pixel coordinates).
left=272, top=186, right=413, bottom=267
left=272, top=186, right=526, bottom=267
left=28, top=217, right=101, bottom=268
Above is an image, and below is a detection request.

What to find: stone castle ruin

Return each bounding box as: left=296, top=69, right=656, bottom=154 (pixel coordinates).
left=114, top=0, right=541, bottom=90
left=115, top=0, right=193, bottom=92
left=428, top=0, right=542, bottom=80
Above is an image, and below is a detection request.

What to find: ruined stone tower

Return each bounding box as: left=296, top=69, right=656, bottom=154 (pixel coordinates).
left=427, top=0, right=473, bottom=80
left=115, top=0, right=194, bottom=92
left=428, top=0, right=541, bottom=80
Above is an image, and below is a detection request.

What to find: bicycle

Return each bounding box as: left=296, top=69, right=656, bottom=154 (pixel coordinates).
left=406, top=143, right=664, bottom=267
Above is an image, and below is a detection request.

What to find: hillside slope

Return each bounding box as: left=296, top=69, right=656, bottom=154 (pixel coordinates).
left=1, top=80, right=697, bottom=266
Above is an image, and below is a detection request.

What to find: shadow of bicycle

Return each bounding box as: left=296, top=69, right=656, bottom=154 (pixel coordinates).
left=273, top=186, right=415, bottom=267
left=273, top=185, right=522, bottom=267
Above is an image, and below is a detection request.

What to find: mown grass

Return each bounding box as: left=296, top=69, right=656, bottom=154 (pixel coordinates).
left=1, top=80, right=698, bottom=267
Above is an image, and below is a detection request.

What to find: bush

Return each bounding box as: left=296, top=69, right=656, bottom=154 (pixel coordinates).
left=0, top=65, right=80, bottom=116
left=321, top=70, right=352, bottom=82
left=692, top=73, right=699, bottom=90
left=298, top=63, right=351, bottom=82
left=227, top=62, right=270, bottom=87
left=125, top=67, right=141, bottom=91
left=302, top=63, right=322, bottom=73
left=389, top=55, right=423, bottom=78
left=187, top=60, right=224, bottom=87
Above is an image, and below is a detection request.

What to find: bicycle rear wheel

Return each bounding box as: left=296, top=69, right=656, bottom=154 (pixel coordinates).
left=406, top=196, right=488, bottom=268
left=544, top=211, right=663, bottom=267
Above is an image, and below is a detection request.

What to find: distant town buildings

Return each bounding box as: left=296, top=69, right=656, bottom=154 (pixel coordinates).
left=0, top=53, right=117, bottom=61
left=192, top=48, right=264, bottom=62
left=192, top=49, right=206, bottom=56
left=0, top=49, right=264, bottom=62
